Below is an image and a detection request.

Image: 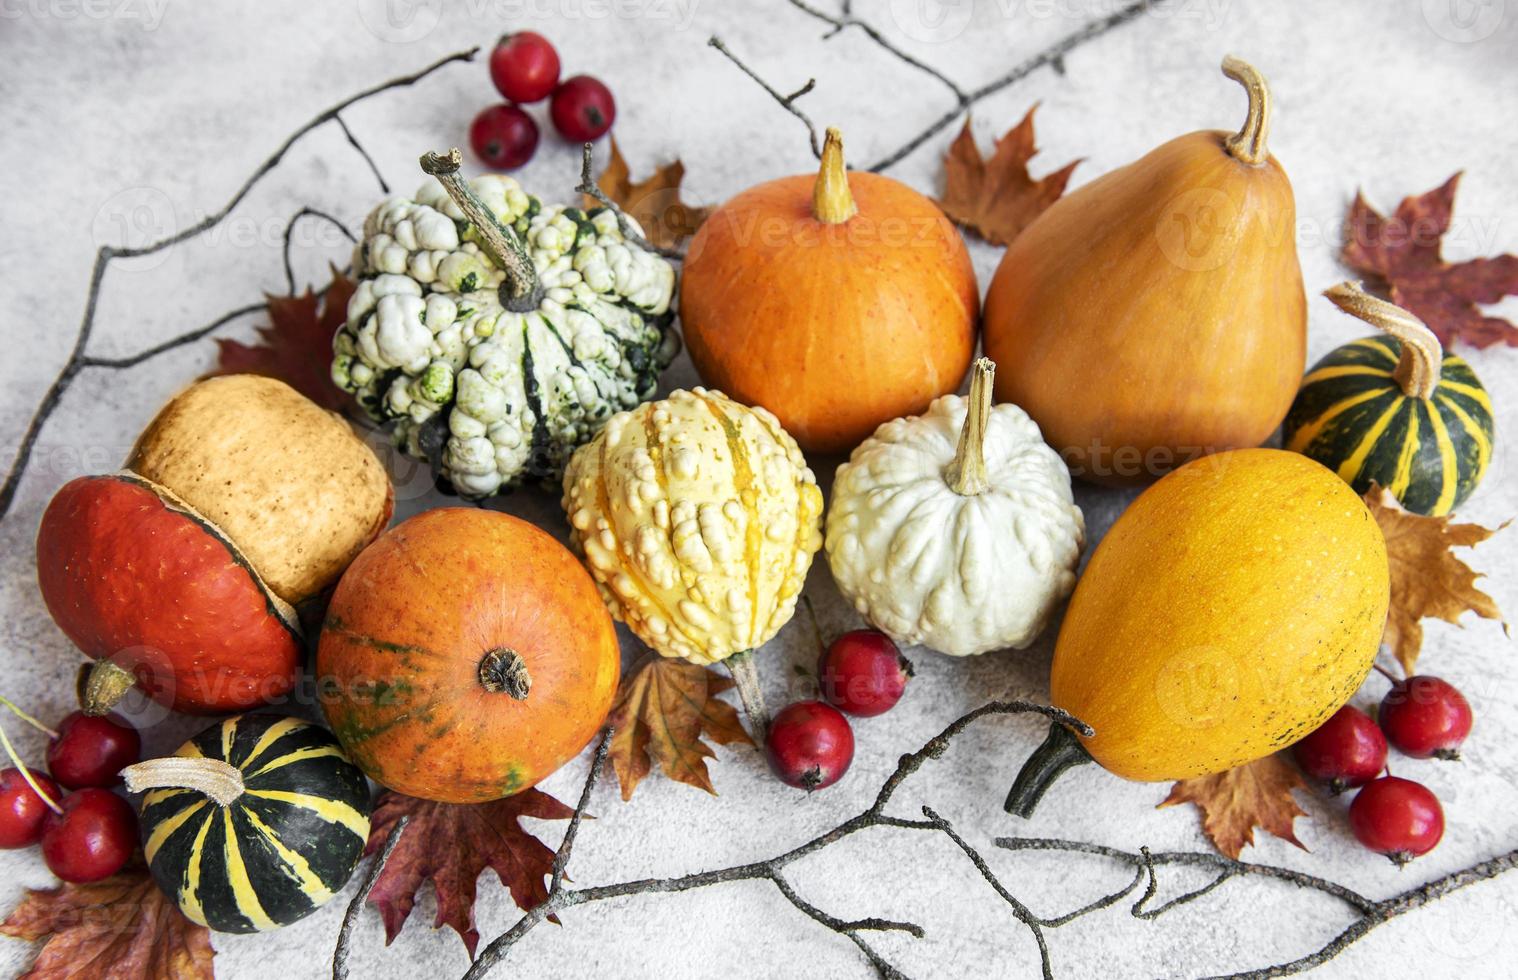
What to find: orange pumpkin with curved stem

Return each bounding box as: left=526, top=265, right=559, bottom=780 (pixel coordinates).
left=316, top=508, right=619, bottom=803
left=680, top=127, right=979, bottom=455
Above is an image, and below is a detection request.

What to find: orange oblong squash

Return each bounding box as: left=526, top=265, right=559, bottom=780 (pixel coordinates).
left=983, top=57, right=1305, bottom=486
left=680, top=127, right=979, bottom=455
left=316, top=508, right=619, bottom=803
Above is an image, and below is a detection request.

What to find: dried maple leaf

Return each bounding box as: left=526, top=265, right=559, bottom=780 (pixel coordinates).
left=607, top=653, right=754, bottom=800
left=1363, top=484, right=1507, bottom=673
left=1159, top=754, right=1309, bottom=860
left=589, top=138, right=711, bottom=250
left=936, top=108, right=1080, bottom=246
left=209, top=266, right=355, bottom=410
left=1343, top=173, right=1518, bottom=348
left=0, top=863, right=214, bottom=980
left=365, top=788, right=575, bottom=957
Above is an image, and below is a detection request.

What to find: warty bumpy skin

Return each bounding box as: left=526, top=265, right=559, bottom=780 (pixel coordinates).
left=562, top=388, right=824, bottom=665
left=331, top=173, right=678, bottom=497
left=825, top=393, right=1085, bottom=656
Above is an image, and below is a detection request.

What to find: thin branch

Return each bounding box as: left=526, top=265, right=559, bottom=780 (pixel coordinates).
left=574, top=144, right=684, bottom=260
left=333, top=815, right=409, bottom=980
left=282, top=207, right=356, bottom=294
left=334, top=113, right=390, bottom=195
left=550, top=730, right=609, bottom=897
left=787, top=0, right=968, bottom=103
left=707, top=36, right=821, bottom=158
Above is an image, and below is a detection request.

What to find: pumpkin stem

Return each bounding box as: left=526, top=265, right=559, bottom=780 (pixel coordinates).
left=478, top=648, right=532, bottom=700
left=122, top=757, right=245, bottom=808
left=1325, top=281, right=1443, bottom=399
left=82, top=660, right=136, bottom=717
left=812, top=127, right=857, bottom=225
left=420, top=148, right=544, bottom=313
left=946, top=357, right=995, bottom=496
left=1004, top=720, right=1093, bottom=818
left=724, top=649, right=768, bottom=740
left=1221, top=56, right=1271, bottom=165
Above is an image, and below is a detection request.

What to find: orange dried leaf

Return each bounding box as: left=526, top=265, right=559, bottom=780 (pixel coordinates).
left=589, top=138, right=711, bottom=250
left=1160, top=754, right=1309, bottom=860
left=364, top=788, right=576, bottom=958
left=0, top=864, right=214, bottom=980
left=607, top=653, right=754, bottom=800
left=937, top=108, right=1079, bottom=246
left=1363, top=485, right=1507, bottom=673
left=1343, top=174, right=1518, bottom=348
left=210, top=266, right=355, bottom=411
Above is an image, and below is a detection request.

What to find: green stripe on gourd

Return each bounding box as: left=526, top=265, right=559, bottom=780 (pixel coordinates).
left=124, top=714, right=371, bottom=934
left=1282, top=281, right=1494, bottom=515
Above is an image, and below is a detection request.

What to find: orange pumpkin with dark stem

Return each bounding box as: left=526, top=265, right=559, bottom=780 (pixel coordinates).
left=680, top=127, right=979, bottom=455
left=316, top=508, right=619, bottom=803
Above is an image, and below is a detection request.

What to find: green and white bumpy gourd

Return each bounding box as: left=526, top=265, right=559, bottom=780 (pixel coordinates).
left=332, top=173, right=677, bottom=497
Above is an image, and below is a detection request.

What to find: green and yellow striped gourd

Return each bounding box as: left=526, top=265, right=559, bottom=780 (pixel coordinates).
left=1282, top=281, right=1493, bottom=515
left=123, top=714, right=371, bottom=933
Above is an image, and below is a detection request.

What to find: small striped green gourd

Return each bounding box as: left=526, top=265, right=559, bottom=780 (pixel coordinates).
left=123, top=714, right=371, bottom=933
left=1283, top=281, right=1494, bottom=515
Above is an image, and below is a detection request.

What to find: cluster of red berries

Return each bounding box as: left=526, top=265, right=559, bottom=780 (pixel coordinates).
left=1293, top=673, right=1472, bottom=865
left=766, top=629, right=913, bottom=792
left=470, top=32, right=617, bottom=171
left=0, top=702, right=141, bottom=883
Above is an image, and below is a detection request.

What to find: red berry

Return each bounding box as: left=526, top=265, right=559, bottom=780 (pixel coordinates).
left=1379, top=675, right=1472, bottom=760
left=489, top=31, right=560, bottom=103
left=1291, top=705, right=1387, bottom=794
left=0, top=768, right=62, bottom=849
left=40, top=788, right=137, bottom=883
left=765, top=701, right=854, bottom=791
left=550, top=75, right=616, bottom=142
left=47, top=712, right=141, bottom=789
left=470, top=104, right=539, bottom=171
left=1349, top=776, right=1444, bottom=866
left=819, top=630, right=913, bottom=717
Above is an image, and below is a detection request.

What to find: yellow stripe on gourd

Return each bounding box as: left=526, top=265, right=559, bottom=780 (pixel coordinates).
left=1438, top=394, right=1492, bottom=475
left=702, top=394, right=765, bottom=647
left=246, top=790, right=369, bottom=839
left=1337, top=397, right=1406, bottom=485
left=1284, top=387, right=1389, bottom=453
left=1425, top=402, right=1461, bottom=516
left=144, top=799, right=207, bottom=865
left=239, top=717, right=306, bottom=769
left=1343, top=337, right=1400, bottom=365
left=179, top=814, right=214, bottom=927
left=223, top=809, right=278, bottom=931
left=142, top=787, right=194, bottom=808
left=241, top=808, right=333, bottom=904
left=220, top=718, right=237, bottom=763
left=1389, top=406, right=1422, bottom=497
left=1300, top=364, right=1394, bottom=387
left=247, top=744, right=344, bottom=779
left=1441, top=380, right=1493, bottom=413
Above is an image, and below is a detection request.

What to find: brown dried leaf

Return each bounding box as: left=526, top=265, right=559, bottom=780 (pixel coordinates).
left=364, top=788, right=576, bottom=958
left=209, top=266, right=355, bottom=411
left=1160, top=754, right=1309, bottom=860
left=1343, top=173, right=1518, bottom=348
left=1363, top=484, right=1507, bottom=673
left=589, top=137, right=711, bottom=250
left=0, top=863, right=215, bottom=979
left=936, top=108, right=1080, bottom=246
left=607, top=653, right=754, bottom=800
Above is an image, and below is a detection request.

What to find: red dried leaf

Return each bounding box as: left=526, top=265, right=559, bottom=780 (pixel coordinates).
left=1343, top=174, right=1518, bottom=348
left=937, top=108, right=1080, bottom=246
left=364, top=788, right=576, bottom=958
left=0, top=863, right=214, bottom=979
left=210, top=267, right=355, bottom=409
left=606, top=653, right=754, bottom=801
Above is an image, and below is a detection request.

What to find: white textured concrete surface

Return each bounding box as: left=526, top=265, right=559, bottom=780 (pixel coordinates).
left=1, top=1, right=1516, bottom=977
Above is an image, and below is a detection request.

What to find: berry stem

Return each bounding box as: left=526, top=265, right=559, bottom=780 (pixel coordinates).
left=0, top=695, right=58, bottom=739
left=800, top=595, right=827, bottom=662
left=1373, top=662, right=1401, bottom=684
left=0, top=722, right=62, bottom=815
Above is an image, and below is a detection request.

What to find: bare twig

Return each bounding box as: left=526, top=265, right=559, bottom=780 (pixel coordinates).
left=574, top=143, right=685, bottom=260
left=333, top=815, right=409, bottom=980
left=707, top=36, right=822, bottom=157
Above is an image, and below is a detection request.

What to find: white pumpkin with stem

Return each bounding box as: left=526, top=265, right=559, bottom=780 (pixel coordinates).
left=825, top=358, right=1085, bottom=656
